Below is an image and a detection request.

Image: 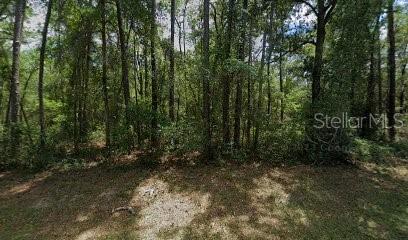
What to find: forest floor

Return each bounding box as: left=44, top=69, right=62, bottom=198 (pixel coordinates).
left=0, top=149, right=407, bottom=240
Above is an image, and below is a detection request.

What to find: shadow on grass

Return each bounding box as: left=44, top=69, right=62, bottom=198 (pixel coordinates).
left=0, top=150, right=407, bottom=239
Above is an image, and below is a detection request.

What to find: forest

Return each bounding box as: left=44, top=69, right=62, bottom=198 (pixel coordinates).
left=0, top=0, right=407, bottom=239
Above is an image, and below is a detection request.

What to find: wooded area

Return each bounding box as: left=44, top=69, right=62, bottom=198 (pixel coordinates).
left=0, top=0, right=407, bottom=238
left=0, top=0, right=407, bottom=166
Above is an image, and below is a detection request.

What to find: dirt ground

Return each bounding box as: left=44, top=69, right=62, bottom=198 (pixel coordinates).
left=0, top=155, right=407, bottom=240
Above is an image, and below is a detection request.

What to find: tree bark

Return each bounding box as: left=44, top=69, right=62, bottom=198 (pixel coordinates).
left=9, top=0, right=26, bottom=152
left=310, top=0, right=337, bottom=104
left=246, top=26, right=253, bottom=146
left=144, top=43, right=149, bottom=98
left=311, top=0, right=325, bottom=103
left=362, top=16, right=381, bottom=138
left=116, top=0, right=132, bottom=148
left=399, top=45, right=407, bottom=113
left=279, top=51, right=284, bottom=122
left=150, top=0, right=159, bottom=147
left=101, top=0, right=111, bottom=148
left=378, top=33, right=383, bottom=114
left=387, top=0, right=396, bottom=141
left=169, top=0, right=175, bottom=121
left=233, top=0, right=247, bottom=148
left=133, top=34, right=138, bottom=104
left=400, top=62, right=407, bottom=113
left=221, top=0, right=235, bottom=146
left=38, top=0, right=52, bottom=149
left=203, top=0, right=212, bottom=160
left=253, top=31, right=267, bottom=150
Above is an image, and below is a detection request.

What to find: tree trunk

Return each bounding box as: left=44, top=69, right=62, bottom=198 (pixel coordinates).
left=378, top=33, right=383, bottom=114
left=399, top=45, right=407, bottom=113
left=400, top=62, right=407, bottom=113
left=253, top=31, right=267, bottom=150
left=144, top=43, right=149, bottom=98
left=362, top=16, right=381, bottom=138
left=133, top=34, right=138, bottom=104
left=233, top=0, right=247, bottom=148
left=387, top=0, right=396, bottom=141
left=203, top=0, right=212, bottom=160
left=279, top=52, right=284, bottom=122
left=221, top=0, right=235, bottom=146
left=38, top=0, right=52, bottom=150
left=115, top=0, right=132, bottom=148
left=169, top=0, right=175, bottom=121
left=246, top=29, right=253, bottom=146
left=182, top=0, right=188, bottom=56
left=362, top=43, right=377, bottom=137
left=9, top=0, right=26, bottom=152
left=311, top=0, right=326, bottom=104
left=101, top=0, right=111, bottom=148
left=150, top=0, right=159, bottom=147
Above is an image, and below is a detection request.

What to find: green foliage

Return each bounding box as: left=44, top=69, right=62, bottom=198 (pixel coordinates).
left=161, top=119, right=202, bottom=154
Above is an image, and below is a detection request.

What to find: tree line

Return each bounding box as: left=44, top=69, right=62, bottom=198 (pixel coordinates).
left=0, top=0, right=407, bottom=167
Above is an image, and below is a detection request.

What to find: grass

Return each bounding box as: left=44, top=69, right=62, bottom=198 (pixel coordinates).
left=0, top=150, right=407, bottom=240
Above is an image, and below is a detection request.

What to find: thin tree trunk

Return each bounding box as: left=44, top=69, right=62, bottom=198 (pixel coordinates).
left=182, top=0, right=188, bottom=56
left=387, top=0, right=396, bottom=141
left=311, top=0, right=325, bottom=104
left=279, top=52, right=284, bottom=122
left=400, top=63, right=407, bottom=113
left=253, top=31, right=267, bottom=150
left=133, top=34, right=138, bottom=103
left=144, top=44, right=149, bottom=98
left=399, top=45, right=407, bottom=113
left=9, top=0, right=26, bottom=152
left=115, top=0, right=132, bottom=148
left=378, top=34, right=383, bottom=114
left=203, top=0, right=212, bottom=160
left=246, top=30, right=253, bottom=146
left=221, top=0, right=235, bottom=146
left=362, top=16, right=381, bottom=138
left=150, top=0, right=159, bottom=147
left=169, top=0, right=175, bottom=121
left=233, top=0, right=247, bottom=148
left=101, top=0, right=111, bottom=148
left=362, top=42, right=377, bottom=137
left=38, top=0, right=52, bottom=150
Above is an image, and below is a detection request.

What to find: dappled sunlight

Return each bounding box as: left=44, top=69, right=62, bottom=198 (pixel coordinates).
left=75, top=213, right=92, bottom=223
left=0, top=171, right=52, bottom=197
left=130, top=176, right=210, bottom=239
left=250, top=171, right=310, bottom=233
left=361, top=159, right=408, bottom=184
left=1, top=162, right=407, bottom=239
left=75, top=226, right=106, bottom=240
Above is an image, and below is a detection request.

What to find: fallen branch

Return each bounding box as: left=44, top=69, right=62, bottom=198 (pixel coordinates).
left=111, top=206, right=135, bottom=215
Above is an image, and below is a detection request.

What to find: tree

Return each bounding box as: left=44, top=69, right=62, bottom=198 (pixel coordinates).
left=150, top=0, right=159, bottom=147
left=9, top=0, right=26, bottom=152
left=100, top=0, right=111, bottom=148
left=253, top=31, right=267, bottom=150
left=221, top=0, right=236, bottom=146
left=295, top=0, right=337, bottom=103
left=233, top=0, right=248, bottom=148
left=38, top=0, right=53, bottom=150
left=378, top=36, right=383, bottom=114
left=115, top=0, right=132, bottom=147
left=203, top=0, right=212, bottom=160
left=169, top=0, right=175, bottom=121
left=399, top=44, right=407, bottom=113
left=362, top=13, right=381, bottom=138
left=387, top=0, right=396, bottom=141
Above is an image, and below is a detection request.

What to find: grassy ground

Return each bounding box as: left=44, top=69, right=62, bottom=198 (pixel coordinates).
left=0, top=149, right=407, bottom=240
